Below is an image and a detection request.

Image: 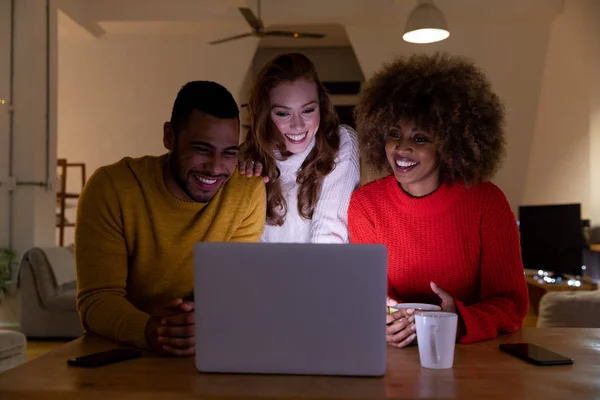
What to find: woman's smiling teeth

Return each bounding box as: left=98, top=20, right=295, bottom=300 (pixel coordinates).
left=285, top=132, right=308, bottom=143
left=396, top=159, right=418, bottom=168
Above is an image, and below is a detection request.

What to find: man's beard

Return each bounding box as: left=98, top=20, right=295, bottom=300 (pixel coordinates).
left=169, top=150, right=227, bottom=203
left=169, top=151, right=205, bottom=202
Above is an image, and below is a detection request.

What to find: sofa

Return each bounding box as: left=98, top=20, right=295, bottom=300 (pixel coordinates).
left=537, top=288, right=600, bottom=328
left=17, top=246, right=83, bottom=339
left=536, top=248, right=600, bottom=328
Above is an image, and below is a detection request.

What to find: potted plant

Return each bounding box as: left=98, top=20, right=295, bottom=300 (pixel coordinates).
left=0, top=248, right=16, bottom=303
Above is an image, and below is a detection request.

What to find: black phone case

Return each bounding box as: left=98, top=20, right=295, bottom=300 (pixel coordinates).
left=67, top=349, right=142, bottom=368
left=499, top=344, right=574, bottom=366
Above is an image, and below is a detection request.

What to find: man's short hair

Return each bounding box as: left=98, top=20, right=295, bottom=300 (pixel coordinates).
left=170, top=81, right=239, bottom=134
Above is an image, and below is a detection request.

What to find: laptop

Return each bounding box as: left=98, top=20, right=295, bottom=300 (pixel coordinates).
left=193, top=242, right=388, bottom=376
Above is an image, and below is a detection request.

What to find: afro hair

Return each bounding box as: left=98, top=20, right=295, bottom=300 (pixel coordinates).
left=355, top=52, right=506, bottom=185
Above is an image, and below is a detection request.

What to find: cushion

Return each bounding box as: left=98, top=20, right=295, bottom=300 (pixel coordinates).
left=44, top=290, right=78, bottom=312
left=18, top=247, right=78, bottom=312
left=0, top=329, right=26, bottom=360
left=35, top=246, right=77, bottom=287
left=24, top=247, right=76, bottom=292
left=537, top=290, right=600, bottom=328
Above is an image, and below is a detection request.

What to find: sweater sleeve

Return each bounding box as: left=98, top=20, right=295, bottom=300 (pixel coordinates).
left=231, top=179, right=267, bottom=242
left=309, top=126, right=360, bottom=243
left=454, top=185, right=529, bottom=344
left=75, top=168, right=151, bottom=349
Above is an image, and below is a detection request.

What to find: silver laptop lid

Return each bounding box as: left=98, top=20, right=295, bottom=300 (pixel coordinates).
left=193, top=242, right=387, bottom=376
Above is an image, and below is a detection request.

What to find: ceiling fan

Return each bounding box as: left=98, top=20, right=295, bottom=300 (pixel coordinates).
left=209, top=0, right=326, bottom=45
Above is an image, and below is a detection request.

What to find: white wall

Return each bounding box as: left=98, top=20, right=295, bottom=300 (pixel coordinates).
left=58, top=33, right=258, bottom=244
left=346, top=16, right=551, bottom=210
left=0, top=0, right=58, bottom=326
left=347, top=2, right=599, bottom=226
left=0, top=0, right=58, bottom=255
left=583, top=0, right=600, bottom=239
left=252, top=46, right=364, bottom=83
left=57, top=0, right=600, bottom=239
left=0, top=0, right=11, bottom=250
left=59, top=35, right=258, bottom=172
left=523, top=0, right=597, bottom=223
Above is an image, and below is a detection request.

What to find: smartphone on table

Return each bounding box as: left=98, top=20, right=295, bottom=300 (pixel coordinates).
left=67, top=348, right=143, bottom=368
left=499, top=343, right=574, bottom=366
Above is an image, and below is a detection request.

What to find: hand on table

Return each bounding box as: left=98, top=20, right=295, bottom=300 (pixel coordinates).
left=146, top=298, right=195, bottom=357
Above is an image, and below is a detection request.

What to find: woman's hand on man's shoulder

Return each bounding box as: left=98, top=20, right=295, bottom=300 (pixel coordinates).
left=238, top=158, right=269, bottom=183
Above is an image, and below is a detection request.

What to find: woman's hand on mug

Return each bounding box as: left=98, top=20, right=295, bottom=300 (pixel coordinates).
left=386, top=296, right=399, bottom=310
left=238, top=159, right=269, bottom=183
left=386, top=307, right=416, bottom=348
left=430, top=281, right=466, bottom=337
left=430, top=282, right=456, bottom=313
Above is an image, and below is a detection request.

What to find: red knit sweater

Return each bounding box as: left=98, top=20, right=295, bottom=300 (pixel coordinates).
left=348, top=175, right=529, bottom=344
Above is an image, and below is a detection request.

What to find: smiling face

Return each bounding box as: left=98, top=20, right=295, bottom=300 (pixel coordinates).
left=163, top=110, right=240, bottom=203
left=385, top=120, right=441, bottom=197
left=269, top=78, right=321, bottom=154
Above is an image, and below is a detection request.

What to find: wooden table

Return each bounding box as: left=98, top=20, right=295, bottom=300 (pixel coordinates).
left=0, top=328, right=599, bottom=399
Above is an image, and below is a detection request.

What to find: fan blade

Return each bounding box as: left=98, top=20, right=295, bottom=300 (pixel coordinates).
left=239, top=7, right=263, bottom=31
left=295, top=32, right=326, bottom=39
left=208, top=32, right=253, bottom=45
left=264, top=30, right=326, bottom=39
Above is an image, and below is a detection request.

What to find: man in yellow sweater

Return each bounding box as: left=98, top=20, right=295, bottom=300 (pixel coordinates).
left=75, top=81, right=266, bottom=356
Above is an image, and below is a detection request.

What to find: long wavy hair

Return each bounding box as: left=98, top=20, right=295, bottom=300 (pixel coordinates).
left=244, top=53, right=340, bottom=226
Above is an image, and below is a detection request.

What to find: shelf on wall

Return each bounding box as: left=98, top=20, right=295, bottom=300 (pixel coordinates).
left=56, top=159, right=86, bottom=247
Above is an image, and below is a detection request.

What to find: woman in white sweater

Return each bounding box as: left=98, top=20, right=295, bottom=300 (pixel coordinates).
left=240, top=53, right=360, bottom=243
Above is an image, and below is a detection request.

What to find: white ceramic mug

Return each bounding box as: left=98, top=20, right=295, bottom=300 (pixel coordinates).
left=415, top=311, right=458, bottom=369
left=388, top=303, right=441, bottom=314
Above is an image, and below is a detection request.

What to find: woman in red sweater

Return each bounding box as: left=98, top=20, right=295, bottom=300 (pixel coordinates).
left=349, top=52, right=529, bottom=347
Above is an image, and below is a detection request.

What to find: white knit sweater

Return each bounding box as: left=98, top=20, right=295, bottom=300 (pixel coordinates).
left=261, top=125, right=360, bottom=244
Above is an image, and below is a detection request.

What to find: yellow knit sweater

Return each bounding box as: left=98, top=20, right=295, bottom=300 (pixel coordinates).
left=75, top=154, right=266, bottom=348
